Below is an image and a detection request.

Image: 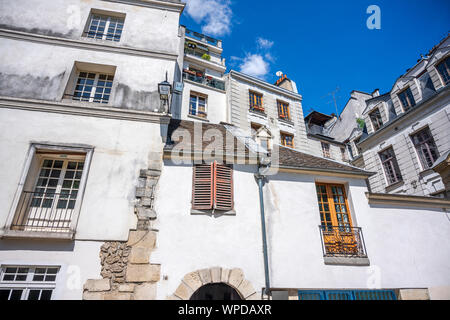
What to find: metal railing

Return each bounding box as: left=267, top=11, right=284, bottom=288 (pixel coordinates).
left=11, top=191, right=76, bottom=233
left=319, top=225, right=367, bottom=257
left=182, top=72, right=225, bottom=91
left=185, top=29, right=221, bottom=47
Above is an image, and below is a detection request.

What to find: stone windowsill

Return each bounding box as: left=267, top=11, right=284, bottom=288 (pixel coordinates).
left=187, top=114, right=210, bottom=122
left=248, top=109, right=267, bottom=118
left=278, top=118, right=294, bottom=126
left=385, top=180, right=405, bottom=193
left=324, top=256, right=370, bottom=266
left=0, top=229, right=75, bottom=241
left=191, top=209, right=236, bottom=216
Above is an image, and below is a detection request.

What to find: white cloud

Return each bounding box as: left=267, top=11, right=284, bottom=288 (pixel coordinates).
left=183, top=0, right=232, bottom=37
left=239, top=54, right=270, bottom=79
left=257, top=37, right=274, bottom=49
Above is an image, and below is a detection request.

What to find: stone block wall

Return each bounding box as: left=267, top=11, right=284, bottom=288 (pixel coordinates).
left=83, top=154, right=163, bottom=300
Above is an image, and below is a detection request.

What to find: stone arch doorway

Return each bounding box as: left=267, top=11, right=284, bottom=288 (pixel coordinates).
left=169, top=268, right=259, bottom=300
left=190, top=283, right=242, bottom=300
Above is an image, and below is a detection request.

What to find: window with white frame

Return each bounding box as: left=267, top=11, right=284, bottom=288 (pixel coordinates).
left=189, top=93, right=207, bottom=118
left=11, top=153, right=86, bottom=233
left=0, top=266, right=59, bottom=300
left=436, top=56, right=450, bottom=86
left=379, top=147, right=403, bottom=185
left=398, top=87, right=416, bottom=111
left=72, top=72, right=114, bottom=104
left=5, top=144, right=92, bottom=238
left=84, top=13, right=124, bottom=42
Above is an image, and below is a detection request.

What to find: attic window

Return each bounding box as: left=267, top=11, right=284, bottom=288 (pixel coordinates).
left=436, top=56, right=450, bottom=86
left=369, top=108, right=383, bottom=132
left=398, top=87, right=416, bottom=111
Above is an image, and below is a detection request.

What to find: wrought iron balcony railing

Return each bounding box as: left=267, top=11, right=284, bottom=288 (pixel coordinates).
left=185, top=29, right=222, bottom=48
left=182, top=71, right=225, bottom=91
left=11, top=191, right=76, bottom=233
left=319, top=225, right=368, bottom=258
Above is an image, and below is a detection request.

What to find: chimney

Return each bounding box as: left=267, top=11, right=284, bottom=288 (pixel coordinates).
left=372, top=89, right=380, bottom=97
left=274, top=73, right=298, bottom=93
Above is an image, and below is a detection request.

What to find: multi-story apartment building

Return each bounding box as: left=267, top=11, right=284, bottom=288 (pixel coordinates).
left=0, top=0, right=185, bottom=300
left=1, top=0, right=450, bottom=301
left=308, top=35, right=450, bottom=199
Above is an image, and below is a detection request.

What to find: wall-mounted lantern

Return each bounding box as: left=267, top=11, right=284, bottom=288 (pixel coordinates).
left=158, top=72, right=172, bottom=113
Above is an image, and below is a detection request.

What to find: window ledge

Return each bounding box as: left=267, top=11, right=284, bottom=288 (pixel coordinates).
left=249, top=109, right=267, bottom=117
left=324, top=256, right=370, bottom=266
left=278, top=118, right=294, bottom=126
left=0, top=229, right=75, bottom=241
left=191, top=209, right=236, bottom=216
left=385, top=180, right=405, bottom=193
left=188, top=114, right=209, bottom=122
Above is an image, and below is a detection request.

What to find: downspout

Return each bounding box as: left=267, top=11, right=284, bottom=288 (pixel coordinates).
left=255, top=171, right=271, bottom=299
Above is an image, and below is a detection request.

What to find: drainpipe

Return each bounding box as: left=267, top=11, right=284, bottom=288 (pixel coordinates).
left=255, top=171, right=271, bottom=299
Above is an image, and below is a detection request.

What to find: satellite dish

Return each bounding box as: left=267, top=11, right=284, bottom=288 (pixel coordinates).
left=276, top=71, right=283, bottom=77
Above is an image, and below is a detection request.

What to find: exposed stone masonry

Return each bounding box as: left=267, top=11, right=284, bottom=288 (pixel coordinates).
left=83, top=153, right=163, bottom=300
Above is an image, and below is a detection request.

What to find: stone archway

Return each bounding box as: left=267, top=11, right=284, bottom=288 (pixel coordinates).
left=168, top=268, right=259, bottom=300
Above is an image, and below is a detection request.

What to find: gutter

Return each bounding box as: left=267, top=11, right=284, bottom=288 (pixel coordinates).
left=255, top=169, right=271, bottom=299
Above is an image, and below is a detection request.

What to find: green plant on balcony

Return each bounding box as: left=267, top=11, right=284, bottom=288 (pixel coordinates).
left=201, top=53, right=211, bottom=61
left=356, top=118, right=365, bottom=129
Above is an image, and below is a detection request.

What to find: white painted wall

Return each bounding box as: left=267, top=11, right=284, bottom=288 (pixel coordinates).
left=154, top=162, right=450, bottom=298
left=0, top=108, right=165, bottom=241
left=0, top=0, right=182, bottom=54
left=180, top=81, right=227, bottom=124
left=153, top=162, right=266, bottom=299
left=0, top=239, right=102, bottom=300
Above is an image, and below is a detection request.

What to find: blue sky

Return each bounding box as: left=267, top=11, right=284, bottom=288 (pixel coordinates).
left=180, top=0, right=450, bottom=116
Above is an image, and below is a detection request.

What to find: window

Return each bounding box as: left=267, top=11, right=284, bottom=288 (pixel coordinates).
left=72, top=72, right=114, bottom=104
left=280, top=132, right=294, bottom=148
left=321, top=142, right=331, bottom=158
left=379, top=147, right=403, bottom=185
left=84, top=13, right=124, bottom=42
left=340, top=147, right=348, bottom=162
left=369, top=108, right=383, bottom=131
left=0, top=266, right=59, bottom=300
left=189, top=93, right=207, bottom=118
left=277, top=100, right=290, bottom=120
left=315, top=184, right=365, bottom=256
left=5, top=144, right=92, bottom=238
left=398, top=87, right=416, bottom=111
left=12, top=155, right=85, bottom=233
left=411, top=127, right=440, bottom=169
left=249, top=91, right=264, bottom=112
left=436, top=56, right=450, bottom=86
left=192, top=162, right=233, bottom=212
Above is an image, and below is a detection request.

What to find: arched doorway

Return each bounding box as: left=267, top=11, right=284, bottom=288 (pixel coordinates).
left=190, top=283, right=242, bottom=301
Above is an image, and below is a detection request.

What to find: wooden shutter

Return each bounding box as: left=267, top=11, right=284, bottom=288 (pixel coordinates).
left=214, top=162, right=234, bottom=211
left=192, top=163, right=214, bottom=210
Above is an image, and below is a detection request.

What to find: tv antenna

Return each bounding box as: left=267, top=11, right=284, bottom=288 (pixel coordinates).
left=322, top=86, right=340, bottom=117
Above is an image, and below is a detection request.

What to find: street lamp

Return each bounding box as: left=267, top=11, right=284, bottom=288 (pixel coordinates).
left=158, top=72, right=172, bottom=113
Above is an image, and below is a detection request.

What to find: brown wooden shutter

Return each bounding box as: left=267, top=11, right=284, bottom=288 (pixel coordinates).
left=192, top=163, right=214, bottom=210
left=213, top=162, right=234, bottom=211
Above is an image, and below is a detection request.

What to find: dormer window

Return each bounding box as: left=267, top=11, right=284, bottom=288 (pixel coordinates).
left=398, top=87, right=416, bottom=111
left=436, top=56, right=450, bottom=86
left=369, top=108, right=383, bottom=132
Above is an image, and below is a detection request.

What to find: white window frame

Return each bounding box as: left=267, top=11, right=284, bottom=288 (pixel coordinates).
left=1, top=143, right=94, bottom=240
left=72, top=71, right=114, bottom=104
left=189, top=93, right=208, bottom=118
left=0, top=265, right=59, bottom=300
left=84, top=11, right=125, bottom=42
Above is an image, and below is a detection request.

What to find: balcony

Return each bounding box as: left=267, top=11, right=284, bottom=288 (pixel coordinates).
left=183, top=71, right=225, bottom=91
left=7, top=191, right=76, bottom=238
left=319, top=225, right=368, bottom=258
left=185, top=29, right=222, bottom=48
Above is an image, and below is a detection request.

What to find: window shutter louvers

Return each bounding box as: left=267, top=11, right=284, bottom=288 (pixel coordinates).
left=192, top=163, right=214, bottom=210
left=213, top=162, right=234, bottom=211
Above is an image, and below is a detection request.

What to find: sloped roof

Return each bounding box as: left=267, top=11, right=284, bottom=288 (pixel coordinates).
left=278, top=145, right=373, bottom=176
